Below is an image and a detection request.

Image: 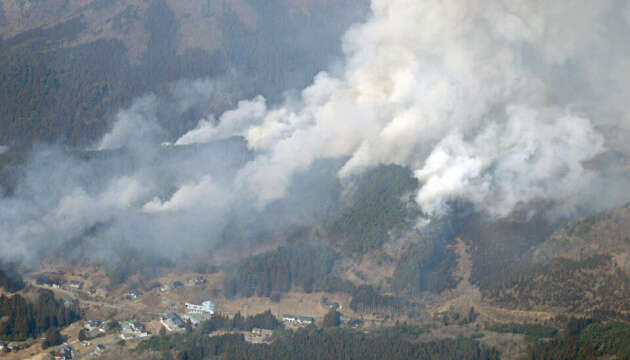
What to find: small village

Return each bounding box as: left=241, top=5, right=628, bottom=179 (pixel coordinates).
left=0, top=268, right=367, bottom=360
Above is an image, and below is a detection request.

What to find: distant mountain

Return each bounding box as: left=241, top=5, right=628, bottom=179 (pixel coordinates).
left=0, top=0, right=368, bottom=147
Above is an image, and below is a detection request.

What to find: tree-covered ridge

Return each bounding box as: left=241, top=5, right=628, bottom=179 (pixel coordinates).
left=0, top=21, right=220, bottom=147
left=0, top=0, right=368, bottom=148
left=349, top=285, right=404, bottom=313
left=480, top=254, right=630, bottom=313
left=486, top=322, right=558, bottom=342
left=0, top=263, right=25, bottom=292
left=532, top=205, right=630, bottom=264
left=0, top=289, right=81, bottom=341
left=393, top=216, right=461, bottom=296
left=197, top=310, right=282, bottom=334
left=526, top=318, right=630, bottom=360
left=103, top=245, right=174, bottom=288
left=222, top=241, right=339, bottom=298
left=329, top=165, right=420, bottom=254
left=138, top=324, right=500, bottom=360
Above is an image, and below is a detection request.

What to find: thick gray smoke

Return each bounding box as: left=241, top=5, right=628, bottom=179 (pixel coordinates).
left=2, top=0, right=630, bottom=262
left=176, top=0, right=630, bottom=218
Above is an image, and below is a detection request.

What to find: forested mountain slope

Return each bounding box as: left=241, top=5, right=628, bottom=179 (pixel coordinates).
left=0, top=0, right=368, bottom=147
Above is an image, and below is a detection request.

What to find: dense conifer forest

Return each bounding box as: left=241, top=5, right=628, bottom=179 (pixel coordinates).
left=0, top=265, right=24, bottom=292
left=526, top=318, right=630, bottom=359
left=138, top=321, right=500, bottom=360
left=0, top=289, right=81, bottom=341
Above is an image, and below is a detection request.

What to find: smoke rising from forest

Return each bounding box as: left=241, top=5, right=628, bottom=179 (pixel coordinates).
left=177, top=0, right=630, bottom=216
left=2, top=0, right=630, bottom=262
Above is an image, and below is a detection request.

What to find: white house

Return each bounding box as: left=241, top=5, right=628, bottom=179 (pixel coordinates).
left=282, top=314, right=314, bottom=325
left=185, top=300, right=215, bottom=315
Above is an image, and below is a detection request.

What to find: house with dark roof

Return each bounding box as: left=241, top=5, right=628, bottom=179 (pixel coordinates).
left=54, top=345, right=73, bottom=360
left=297, top=316, right=315, bottom=325
left=120, top=320, right=150, bottom=339
left=160, top=312, right=186, bottom=332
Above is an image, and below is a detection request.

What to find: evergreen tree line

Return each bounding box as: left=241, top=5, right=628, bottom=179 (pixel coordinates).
left=197, top=310, right=282, bottom=334
left=486, top=322, right=558, bottom=342
left=0, top=265, right=25, bottom=293
left=526, top=317, right=630, bottom=359
left=349, top=285, right=405, bottom=314
left=0, top=289, right=81, bottom=341
left=137, top=325, right=500, bottom=360
left=222, top=242, right=338, bottom=298
left=0, top=0, right=364, bottom=148
left=328, top=165, right=420, bottom=254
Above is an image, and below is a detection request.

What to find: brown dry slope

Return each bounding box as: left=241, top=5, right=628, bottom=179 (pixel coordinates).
left=477, top=206, right=630, bottom=317
left=432, top=238, right=555, bottom=324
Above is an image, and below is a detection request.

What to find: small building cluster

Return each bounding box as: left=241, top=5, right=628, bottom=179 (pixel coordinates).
left=120, top=320, right=150, bottom=340
left=2, top=342, right=18, bottom=352
left=349, top=319, right=363, bottom=328
left=84, top=319, right=106, bottom=332
left=125, top=288, right=142, bottom=300
left=36, top=277, right=61, bottom=288
left=68, top=281, right=83, bottom=290
left=282, top=314, right=315, bottom=325
left=54, top=345, right=74, bottom=360
left=186, top=277, right=207, bottom=286
left=92, top=344, right=105, bottom=356
left=63, top=297, right=77, bottom=307
left=182, top=314, right=201, bottom=327
left=185, top=300, right=215, bottom=315
left=88, top=288, right=109, bottom=297
left=245, top=328, right=274, bottom=344
left=160, top=312, right=186, bottom=332
left=160, top=312, right=202, bottom=332
left=84, top=319, right=107, bottom=339
left=322, top=298, right=341, bottom=310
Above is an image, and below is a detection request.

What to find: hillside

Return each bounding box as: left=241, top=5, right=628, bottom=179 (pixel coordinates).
left=216, top=183, right=630, bottom=320
left=2, top=1, right=630, bottom=359
left=0, top=0, right=368, bottom=147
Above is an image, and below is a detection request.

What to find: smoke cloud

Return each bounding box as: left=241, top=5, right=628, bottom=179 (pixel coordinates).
left=2, top=0, right=630, bottom=262
left=180, top=0, right=629, bottom=216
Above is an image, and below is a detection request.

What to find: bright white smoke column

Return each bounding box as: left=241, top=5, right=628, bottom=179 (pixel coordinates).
left=178, top=0, right=618, bottom=216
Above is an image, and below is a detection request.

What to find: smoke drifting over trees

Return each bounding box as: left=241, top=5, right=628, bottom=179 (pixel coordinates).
left=2, top=0, right=630, bottom=263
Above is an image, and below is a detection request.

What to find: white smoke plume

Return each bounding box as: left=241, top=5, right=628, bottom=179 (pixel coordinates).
left=97, top=95, right=164, bottom=151
left=2, top=0, right=630, bottom=262
left=143, top=176, right=230, bottom=213
left=178, top=0, right=627, bottom=216
left=175, top=96, right=267, bottom=146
